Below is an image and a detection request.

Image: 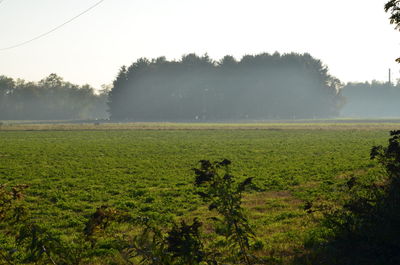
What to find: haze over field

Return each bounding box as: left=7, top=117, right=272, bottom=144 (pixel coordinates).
left=0, top=0, right=400, bottom=120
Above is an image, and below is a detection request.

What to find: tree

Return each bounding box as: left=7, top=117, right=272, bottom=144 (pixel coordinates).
left=108, top=53, right=342, bottom=121
left=340, top=81, right=400, bottom=118
left=385, top=0, right=400, bottom=28
left=385, top=0, right=400, bottom=62
left=0, top=75, right=15, bottom=96
left=0, top=76, right=15, bottom=118
left=0, top=74, right=109, bottom=120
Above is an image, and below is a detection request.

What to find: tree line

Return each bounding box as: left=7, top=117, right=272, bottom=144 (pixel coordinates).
left=0, top=74, right=108, bottom=120
left=2, top=53, right=400, bottom=121
left=340, top=81, right=400, bottom=118
left=108, top=52, right=343, bottom=121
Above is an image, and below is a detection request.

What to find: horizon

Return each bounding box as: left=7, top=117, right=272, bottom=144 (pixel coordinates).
left=0, top=0, right=399, bottom=90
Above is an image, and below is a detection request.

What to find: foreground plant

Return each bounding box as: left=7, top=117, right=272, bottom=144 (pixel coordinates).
left=125, top=159, right=260, bottom=264
left=0, top=159, right=261, bottom=264
left=122, top=217, right=207, bottom=265
left=304, top=130, right=400, bottom=265
left=0, top=184, right=89, bottom=265
left=193, top=159, right=256, bottom=265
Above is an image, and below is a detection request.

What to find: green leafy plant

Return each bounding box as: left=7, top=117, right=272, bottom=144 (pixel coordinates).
left=193, top=159, right=256, bottom=264
left=165, top=218, right=205, bottom=265
left=0, top=184, right=29, bottom=224
left=125, top=218, right=173, bottom=265
left=304, top=130, right=400, bottom=265
left=0, top=159, right=262, bottom=264
left=0, top=185, right=87, bottom=265
left=84, top=206, right=119, bottom=248
left=123, top=217, right=207, bottom=265
left=16, top=223, right=62, bottom=264
left=0, top=184, right=30, bottom=264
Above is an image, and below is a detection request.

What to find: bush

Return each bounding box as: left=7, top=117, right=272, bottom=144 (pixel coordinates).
left=303, top=130, right=400, bottom=265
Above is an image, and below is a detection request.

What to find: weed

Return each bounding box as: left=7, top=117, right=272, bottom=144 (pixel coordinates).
left=193, top=159, right=257, bottom=264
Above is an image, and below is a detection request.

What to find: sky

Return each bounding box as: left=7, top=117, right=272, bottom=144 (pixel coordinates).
left=0, top=0, right=399, bottom=90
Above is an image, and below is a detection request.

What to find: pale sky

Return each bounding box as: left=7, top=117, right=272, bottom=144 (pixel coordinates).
left=0, top=0, right=399, bottom=90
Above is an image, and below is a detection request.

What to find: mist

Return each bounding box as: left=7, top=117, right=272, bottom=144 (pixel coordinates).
left=108, top=52, right=342, bottom=121
left=340, top=81, right=400, bottom=118
left=2, top=53, right=400, bottom=122
left=0, top=74, right=108, bottom=121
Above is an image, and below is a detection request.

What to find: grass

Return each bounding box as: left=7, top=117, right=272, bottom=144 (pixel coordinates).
left=1, top=120, right=400, bottom=131
left=0, top=123, right=396, bottom=262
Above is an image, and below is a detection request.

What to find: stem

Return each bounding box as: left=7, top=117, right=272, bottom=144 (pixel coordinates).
left=42, top=246, right=56, bottom=265
left=233, top=220, right=251, bottom=265
left=225, top=188, right=251, bottom=264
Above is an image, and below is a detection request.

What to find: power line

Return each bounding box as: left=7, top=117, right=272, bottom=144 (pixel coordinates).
left=0, top=0, right=105, bottom=51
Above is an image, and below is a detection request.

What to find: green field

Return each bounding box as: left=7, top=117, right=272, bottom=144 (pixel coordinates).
left=0, top=123, right=397, bottom=263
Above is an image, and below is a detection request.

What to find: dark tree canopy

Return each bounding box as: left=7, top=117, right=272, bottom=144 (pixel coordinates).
left=385, top=0, right=400, bottom=29
left=108, top=52, right=343, bottom=121
left=0, top=74, right=108, bottom=120
left=385, top=0, right=400, bottom=62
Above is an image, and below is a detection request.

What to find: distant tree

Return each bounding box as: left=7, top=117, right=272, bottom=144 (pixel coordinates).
left=39, top=73, right=64, bottom=88
left=108, top=53, right=343, bottom=121
left=340, top=81, right=400, bottom=118
left=107, top=66, right=129, bottom=120
left=0, top=75, right=15, bottom=96
left=0, top=74, right=108, bottom=120
left=0, top=76, right=15, bottom=119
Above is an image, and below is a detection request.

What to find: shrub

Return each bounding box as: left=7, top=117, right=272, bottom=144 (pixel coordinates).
left=193, top=159, right=257, bottom=264
left=304, top=130, right=400, bottom=265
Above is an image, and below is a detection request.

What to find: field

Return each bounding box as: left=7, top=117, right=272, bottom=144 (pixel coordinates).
left=0, top=122, right=398, bottom=263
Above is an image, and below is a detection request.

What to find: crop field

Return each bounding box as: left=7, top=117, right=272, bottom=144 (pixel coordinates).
left=0, top=122, right=398, bottom=263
